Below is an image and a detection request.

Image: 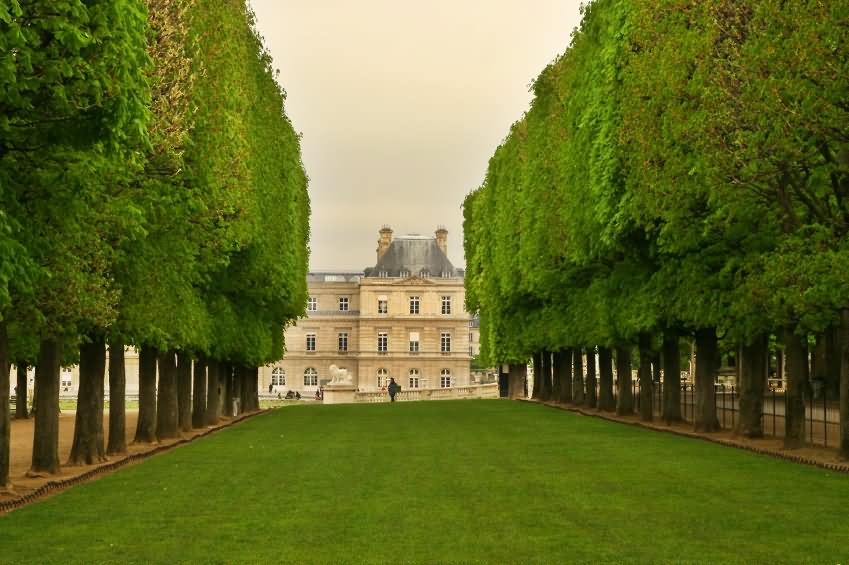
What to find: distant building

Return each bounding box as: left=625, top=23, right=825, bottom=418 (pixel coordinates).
left=260, top=226, right=472, bottom=394
left=469, top=314, right=481, bottom=358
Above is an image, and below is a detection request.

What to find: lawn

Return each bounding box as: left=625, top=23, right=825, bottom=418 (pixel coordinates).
left=1, top=400, right=848, bottom=564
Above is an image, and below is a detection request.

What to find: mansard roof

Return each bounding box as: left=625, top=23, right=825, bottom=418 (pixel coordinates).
left=364, top=236, right=458, bottom=278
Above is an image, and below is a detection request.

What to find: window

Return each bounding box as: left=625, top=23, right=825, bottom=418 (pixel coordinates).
left=338, top=332, right=348, bottom=352
left=378, top=296, right=388, bottom=314
left=400, top=270, right=410, bottom=278
left=440, top=332, right=451, bottom=353
left=377, top=332, right=388, bottom=353
left=304, top=367, right=318, bottom=387
left=338, top=297, right=349, bottom=311
left=441, top=295, right=451, bottom=315
left=377, top=368, right=388, bottom=388
left=440, top=369, right=451, bottom=388
left=307, top=297, right=317, bottom=311
left=441, top=271, right=451, bottom=278
left=271, top=368, right=286, bottom=386
left=469, top=332, right=473, bottom=342
left=306, top=333, right=316, bottom=352
left=409, top=369, right=420, bottom=389
left=61, top=369, right=73, bottom=389
left=409, top=332, right=420, bottom=353
left=420, top=270, right=430, bottom=278
left=409, top=296, right=420, bottom=314
left=469, top=346, right=474, bottom=356
left=379, top=270, right=388, bottom=278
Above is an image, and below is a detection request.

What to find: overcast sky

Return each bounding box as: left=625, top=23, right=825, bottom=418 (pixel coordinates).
left=249, top=1, right=584, bottom=271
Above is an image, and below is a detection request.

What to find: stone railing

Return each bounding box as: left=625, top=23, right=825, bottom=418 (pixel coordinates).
left=355, top=383, right=499, bottom=403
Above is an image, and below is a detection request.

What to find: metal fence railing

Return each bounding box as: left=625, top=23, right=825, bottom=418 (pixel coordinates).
left=601, top=378, right=840, bottom=448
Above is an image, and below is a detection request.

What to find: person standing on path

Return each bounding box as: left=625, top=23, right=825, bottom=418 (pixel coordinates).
left=388, top=378, right=399, bottom=402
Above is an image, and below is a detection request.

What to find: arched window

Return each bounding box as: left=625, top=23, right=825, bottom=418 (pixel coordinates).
left=440, top=369, right=451, bottom=388
left=377, top=368, right=388, bottom=388
left=271, top=368, right=286, bottom=386
left=304, top=367, right=318, bottom=387
left=409, top=369, right=420, bottom=389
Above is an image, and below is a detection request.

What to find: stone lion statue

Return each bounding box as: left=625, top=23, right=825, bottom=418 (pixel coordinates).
left=328, top=364, right=353, bottom=385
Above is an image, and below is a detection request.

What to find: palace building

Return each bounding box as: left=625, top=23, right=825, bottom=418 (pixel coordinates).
left=259, top=226, right=471, bottom=394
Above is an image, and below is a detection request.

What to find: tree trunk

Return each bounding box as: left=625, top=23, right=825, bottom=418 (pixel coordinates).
left=539, top=351, right=553, bottom=401
left=585, top=347, right=597, bottom=408
left=826, top=324, right=841, bottom=398
left=783, top=325, right=808, bottom=448
left=177, top=351, right=192, bottom=432
left=638, top=334, right=653, bottom=421
left=651, top=351, right=662, bottom=383
left=156, top=350, right=179, bottom=440
left=106, top=340, right=126, bottom=455
left=812, top=332, right=827, bottom=396
left=508, top=363, right=526, bottom=399
left=598, top=346, right=614, bottom=411
left=615, top=346, right=633, bottom=416
left=555, top=349, right=572, bottom=404
left=205, top=359, right=221, bottom=425
left=68, top=337, right=107, bottom=465
left=531, top=352, right=542, bottom=400
left=694, top=328, right=720, bottom=432
left=219, top=362, right=231, bottom=416
left=236, top=365, right=248, bottom=415
left=839, top=309, right=849, bottom=459
left=15, top=362, right=28, bottom=419
left=222, top=362, right=234, bottom=416
left=736, top=334, right=767, bottom=438
left=30, top=337, right=63, bottom=475
left=134, top=345, right=158, bottom=443
left=662, top=334, right=682, bottom=423
left=0, top=322, right=10, bottom=487
left=247, top=367, right=260, bottom=411
left=551, top=353, right=561, bottom=401
left=573, top=348, right=584, bottom=404
left=192, top=354, right=207, bottom=428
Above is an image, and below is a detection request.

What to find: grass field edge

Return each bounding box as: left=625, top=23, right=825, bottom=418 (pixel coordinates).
left=522, top=399, right=849, bottom=475
left=0, top=409, right=273, bottom=514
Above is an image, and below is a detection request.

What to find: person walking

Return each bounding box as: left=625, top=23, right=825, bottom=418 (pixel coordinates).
left=387, top=377, right=399, bottom=402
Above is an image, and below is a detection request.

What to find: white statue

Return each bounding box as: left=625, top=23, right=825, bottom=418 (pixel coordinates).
left=328, top=364, right=353, bottom=385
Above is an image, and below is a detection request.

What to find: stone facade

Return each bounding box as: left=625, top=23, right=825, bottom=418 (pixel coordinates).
left=260, top=227, right=471, bottom=394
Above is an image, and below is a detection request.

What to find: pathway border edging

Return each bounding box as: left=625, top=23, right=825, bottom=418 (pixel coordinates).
left=0, top=410, right=269, bottom=514
left=522, top=399, right=849, bottom=474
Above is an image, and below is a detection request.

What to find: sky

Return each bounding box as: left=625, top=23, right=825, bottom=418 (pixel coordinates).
left=249, top=0, right=584, bottom=271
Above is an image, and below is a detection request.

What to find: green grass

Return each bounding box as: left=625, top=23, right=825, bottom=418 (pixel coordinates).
left=1, top=401, right=848, bottom=564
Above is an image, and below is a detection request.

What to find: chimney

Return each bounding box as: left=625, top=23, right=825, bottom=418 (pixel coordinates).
left=435, top=225, right=448, bottom=256
left=377, top=225, right=393, bottom=261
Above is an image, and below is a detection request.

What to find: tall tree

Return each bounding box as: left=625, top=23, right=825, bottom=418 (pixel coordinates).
left=68, top=338, right=107, bottom=465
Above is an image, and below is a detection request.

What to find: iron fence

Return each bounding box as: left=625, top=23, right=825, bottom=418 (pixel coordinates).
left=598, top=376, right=839, bottom=448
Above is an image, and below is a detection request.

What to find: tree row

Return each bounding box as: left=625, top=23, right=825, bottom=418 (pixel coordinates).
left=463, top=0, right=849, bottom=456
left=0, top=0, right=309, bottom=487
